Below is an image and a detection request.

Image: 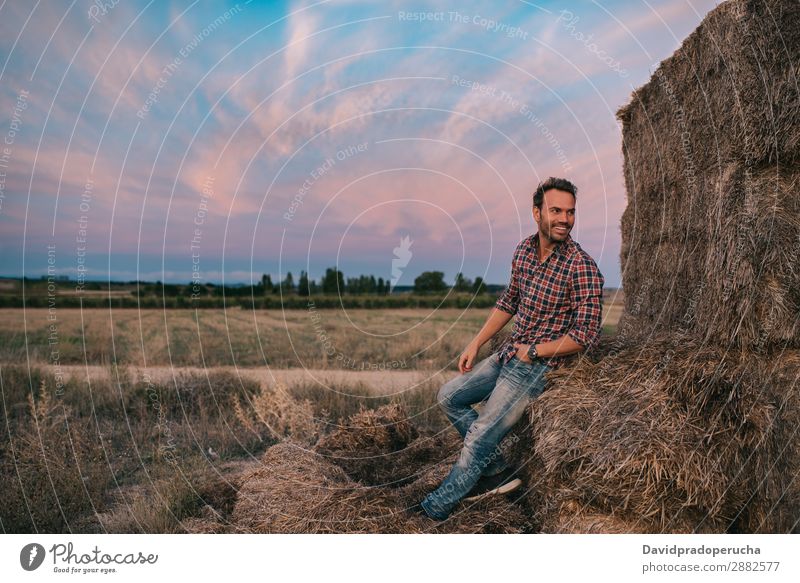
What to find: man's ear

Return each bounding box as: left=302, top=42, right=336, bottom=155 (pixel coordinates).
left=532, top=205, right=541, bottom=224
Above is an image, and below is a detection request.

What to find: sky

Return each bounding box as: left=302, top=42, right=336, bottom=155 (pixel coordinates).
left=0, top=0, right=721, bottom=288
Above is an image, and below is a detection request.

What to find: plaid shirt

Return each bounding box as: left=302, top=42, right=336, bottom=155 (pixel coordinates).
left=495, top=233, right=604, bottom=369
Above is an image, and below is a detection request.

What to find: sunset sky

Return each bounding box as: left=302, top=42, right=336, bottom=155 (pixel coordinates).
left=0, top=0, right=720, bottom=288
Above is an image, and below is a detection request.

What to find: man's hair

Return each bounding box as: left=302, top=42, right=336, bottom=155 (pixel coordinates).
left=532, top=177, right=578, bottom=209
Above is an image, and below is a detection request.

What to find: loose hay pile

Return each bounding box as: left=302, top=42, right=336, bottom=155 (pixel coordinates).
left=315, top=403, right=421, bottom=486
left=232, top=405, right=529, bottom=533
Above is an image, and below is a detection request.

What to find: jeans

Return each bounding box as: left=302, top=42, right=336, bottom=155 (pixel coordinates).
left=420, top=351, right=549, bottom=520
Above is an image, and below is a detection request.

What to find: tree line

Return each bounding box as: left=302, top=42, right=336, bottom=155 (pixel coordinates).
left=0, top=270, right=495, bottom=309
left=187, top=268, right=488, bottom=297
left=0, top=270, right=492, bottom=304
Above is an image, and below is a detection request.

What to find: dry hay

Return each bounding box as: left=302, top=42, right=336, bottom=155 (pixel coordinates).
left=507, top=339, right=800, bottom=533
left=183, top=505, right=229, bottom=534
left=315, top=403, right=423, bottom=486
left=618, top=163, right=800, bottom=348
left=616, top=0, right=800, bottom=348
left=232, top=443, right=398, bottom=534
left=617, top=0, right=800, bottom=195
left=231, top=405, right=530, bottom=533
left=543, top=498, right=649, bottom=534
left=230, top=340, right=800, bottom=533
left=593, top=0, right=800, bottom=535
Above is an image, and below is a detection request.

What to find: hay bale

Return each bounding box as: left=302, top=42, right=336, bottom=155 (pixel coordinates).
left=619, top=163, right=800, bottom=348
left=616, top=0, right=800, bottom=348
left=617, top=237, right=705, bottom=343
left=694, top=165, right=800, bottom=347
left=618, top=0, right=800, bottom=196
left=508, top=340, right=800, bottom=533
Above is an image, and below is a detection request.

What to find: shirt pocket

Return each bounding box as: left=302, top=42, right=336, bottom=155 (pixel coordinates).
left=524, top=267, right=570, bottom=314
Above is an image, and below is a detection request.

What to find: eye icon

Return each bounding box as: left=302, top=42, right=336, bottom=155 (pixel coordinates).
left=20, top=543, right=46, bottom=571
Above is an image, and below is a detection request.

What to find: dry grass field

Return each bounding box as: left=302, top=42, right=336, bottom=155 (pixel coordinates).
left=0, top=300, right=621, bottom=534
left=0, top=299, right=621, bottom=370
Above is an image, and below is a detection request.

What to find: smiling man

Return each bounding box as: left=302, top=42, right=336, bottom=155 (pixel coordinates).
left=419, top=176, right=604, bottom=521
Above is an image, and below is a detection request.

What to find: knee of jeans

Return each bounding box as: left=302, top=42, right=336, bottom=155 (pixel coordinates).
left=459, top=425, right=500, bottom=470
left=437, top=380, right=458, bottom=410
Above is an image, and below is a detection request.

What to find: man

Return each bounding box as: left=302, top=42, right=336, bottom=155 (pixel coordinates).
left=419, top=177, right=604, bottom=521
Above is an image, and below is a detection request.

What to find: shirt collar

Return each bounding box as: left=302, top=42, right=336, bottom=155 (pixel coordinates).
left=530, top=232, right=576, bottom=260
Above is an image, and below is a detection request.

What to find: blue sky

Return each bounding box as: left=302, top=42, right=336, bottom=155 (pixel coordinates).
left=0, top=0, right=720, bottom=287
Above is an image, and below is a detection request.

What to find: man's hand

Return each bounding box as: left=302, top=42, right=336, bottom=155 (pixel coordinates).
left=513, top=342, right=534, bottom=363
left=458, top=342, right=480, bottom=374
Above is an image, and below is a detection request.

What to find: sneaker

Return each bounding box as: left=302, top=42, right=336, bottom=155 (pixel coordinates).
left=463, top=469, right=522, bottom=502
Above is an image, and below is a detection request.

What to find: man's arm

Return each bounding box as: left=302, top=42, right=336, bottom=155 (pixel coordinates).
left=458, top=243, right=522, bottom=373
left=514, top=334, right=583, bottom=360
left=459, top=308, right=513, bottom=373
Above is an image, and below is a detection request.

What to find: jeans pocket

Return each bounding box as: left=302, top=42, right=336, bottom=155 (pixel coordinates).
left=508, top=355, right=535, bottom=379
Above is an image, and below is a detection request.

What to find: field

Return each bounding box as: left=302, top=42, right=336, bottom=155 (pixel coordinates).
left=0, top=296, right=622, bottom=370
left=0, top=299, right=621, bottom=533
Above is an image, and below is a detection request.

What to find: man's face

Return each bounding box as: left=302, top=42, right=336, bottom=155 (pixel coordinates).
left=532, top=188, right=576, bottom=243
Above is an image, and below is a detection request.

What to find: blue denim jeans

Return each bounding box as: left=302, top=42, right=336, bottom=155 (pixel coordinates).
left=420, top=351, right=549, bottom=520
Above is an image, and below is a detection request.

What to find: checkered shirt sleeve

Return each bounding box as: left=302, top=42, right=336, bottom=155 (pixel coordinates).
left=566, top=255, right=604, bottom=350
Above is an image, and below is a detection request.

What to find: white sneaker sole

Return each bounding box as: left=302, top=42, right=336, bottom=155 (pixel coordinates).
left=464, top=478, right=523, bottom=502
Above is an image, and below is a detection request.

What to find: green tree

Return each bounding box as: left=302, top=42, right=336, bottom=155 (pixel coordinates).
left=261, top=274, right=273, bottom=295
left=322, top=267, right=345, bottom=294
left=298, top=270, right=310, bottom=297
left=414, top=271, right=447, bottom=294
left=472, top=276, right=487, bottom=295
left=453, top=272, right=473, bottom=292
left=281, top=271, right=295, bottom=295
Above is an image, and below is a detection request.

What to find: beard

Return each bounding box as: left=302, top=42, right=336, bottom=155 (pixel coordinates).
left=542, top=222, right=571, bottom=242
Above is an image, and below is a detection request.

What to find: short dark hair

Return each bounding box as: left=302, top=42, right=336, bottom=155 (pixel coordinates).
left=533, top=177, right=578, bottom=209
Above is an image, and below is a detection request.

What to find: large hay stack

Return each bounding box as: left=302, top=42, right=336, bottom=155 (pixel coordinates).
left=510, top=0, right=800, bottom=533
left=617, top=0, right=800, bottom=347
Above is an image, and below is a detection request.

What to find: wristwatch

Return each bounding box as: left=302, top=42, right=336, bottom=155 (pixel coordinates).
left=527, top=344, right=538, bottom=361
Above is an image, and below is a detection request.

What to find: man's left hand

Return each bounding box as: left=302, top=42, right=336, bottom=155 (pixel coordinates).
left=513, top=342, right=535, bottom=363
